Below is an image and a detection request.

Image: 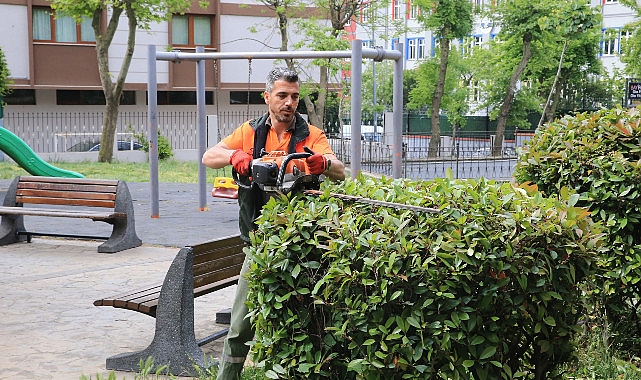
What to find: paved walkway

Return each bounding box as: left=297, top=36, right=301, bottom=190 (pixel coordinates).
left=0, top=180, right=242, bottom=379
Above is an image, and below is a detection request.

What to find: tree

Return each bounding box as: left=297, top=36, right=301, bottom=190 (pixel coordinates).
left=414, top=0, right=472, bottom=157
left=0, top=47, right=11, bottom=100
left=489, top=0, right=560, bottom=156
left=407, top=48, right=472, bottom=149
left=51, top=0, right=197, bottom=162
left=537, top=0, right=600, bottom=127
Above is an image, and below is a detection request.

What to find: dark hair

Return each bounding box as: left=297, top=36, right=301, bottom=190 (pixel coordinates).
left=266, top=67, right=299, bottom=92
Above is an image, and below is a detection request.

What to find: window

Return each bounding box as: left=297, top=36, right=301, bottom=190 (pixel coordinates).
left=4, top=90, right=36, bottom=105
left=601, top=28, right=628, bottom=56
left=417, top=38, right=425, bottom=59
left=473, top=0, right=497, bottom=8
left=408, top=1, right=419, bottom=19
left=362, top=40, right=372, bottom=48
left=171, top=15, right=213, bottom=47
left=391, top=38, right=399, bottom=50
left=462, top=35, right=482, bottom=55
left=156, top=91, right=213, bottom=105
left=432, top=37, right=441, bottom=57
left=468, top=80, right=482, bottom=103
left=57, top=90, right=135, bottom=105
left=360, top=2, right=372, bottom=23
left=392, top=0, right=401, bottom=20
left=407, top=38, right=418, bottom=60
left=32, top=7, right=95, bottom=43
left=604, top=0, right=619, bottom=3
left=230, top=91, right=264, bottom=105
left=406, top=38, right=426, bottom=60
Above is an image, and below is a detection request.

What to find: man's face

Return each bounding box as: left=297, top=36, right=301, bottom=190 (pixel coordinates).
left=264, top=79, right=300, bottom=125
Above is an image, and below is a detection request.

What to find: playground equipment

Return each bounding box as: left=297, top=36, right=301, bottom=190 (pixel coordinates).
left=147, top=41, right=404, bottom=217
left=0, top=127, right=83, bottom=178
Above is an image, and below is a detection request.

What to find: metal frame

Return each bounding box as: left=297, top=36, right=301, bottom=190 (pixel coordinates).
left=147, top=41, right=404, bottom=217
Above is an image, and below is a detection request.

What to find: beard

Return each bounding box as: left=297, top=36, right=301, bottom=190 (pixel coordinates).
left=273, top=108, right=295, bottom=124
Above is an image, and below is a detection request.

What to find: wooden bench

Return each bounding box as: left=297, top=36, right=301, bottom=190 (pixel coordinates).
left=0, top=175, right=142, bottom=253
left=93, top=234, right=247, bottom=376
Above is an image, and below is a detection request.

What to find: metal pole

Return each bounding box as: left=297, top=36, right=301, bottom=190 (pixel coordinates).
left=196, top=46, right=208, bottom=211
left=392, top=42, right=404, bottom=179
left=148, top=44, right=160, bottom=218
left=351, top=40, right=363, bottom=178
left=155, top=48, right=401, bottom=63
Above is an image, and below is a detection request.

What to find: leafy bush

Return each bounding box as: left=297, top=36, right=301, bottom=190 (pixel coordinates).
left=129, top=128, right=173, bottom=160
left=514, top=106, right=641, bottom=354
left=246, top=175, right=602, bottom=379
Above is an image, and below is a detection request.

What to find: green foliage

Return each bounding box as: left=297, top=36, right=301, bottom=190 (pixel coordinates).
left=408, top=49, right=471, bottom=128
left=0, top=47, right=12, bottom=99
left=130, top=128, right=174, bottom=160
left=246, top=175, right=602, bottom=379
left=514, top=106, right=641, bottom=355
left=564, top=327, right=641, bottom=379
left=416, top=0, right=473, bottom=40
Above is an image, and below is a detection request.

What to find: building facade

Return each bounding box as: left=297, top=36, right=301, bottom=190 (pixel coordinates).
left=0, top=0, right=638, bottom=154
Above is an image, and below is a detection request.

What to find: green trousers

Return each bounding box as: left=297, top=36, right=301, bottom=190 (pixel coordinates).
left=216, top=256, right=253, bottom=380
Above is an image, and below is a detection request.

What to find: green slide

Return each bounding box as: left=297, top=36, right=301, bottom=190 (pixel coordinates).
left=0, top=127, right=84, bottom=178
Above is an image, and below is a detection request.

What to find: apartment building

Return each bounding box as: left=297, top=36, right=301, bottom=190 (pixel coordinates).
left=0, top=0, right=336, bottom=155
left=0, top=0, right=324, bottom=115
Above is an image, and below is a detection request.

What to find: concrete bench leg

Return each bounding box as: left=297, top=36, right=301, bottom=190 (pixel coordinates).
left=98, top=181, right=142, bottom=253
left=106, top=247, right=210, bottom=376
left=0, top=177, right=27, bottom=246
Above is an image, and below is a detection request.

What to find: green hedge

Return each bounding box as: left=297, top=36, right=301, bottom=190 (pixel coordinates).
left=245, top=175, right=602, bottom=379
left=514, top=106, right=641, bottom=354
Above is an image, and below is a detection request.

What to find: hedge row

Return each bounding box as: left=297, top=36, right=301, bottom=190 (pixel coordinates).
left=245, top=175, right=602, bottom=379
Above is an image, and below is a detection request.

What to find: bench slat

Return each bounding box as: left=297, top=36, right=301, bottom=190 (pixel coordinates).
left=18, top=182, right=118, bottom=193
left=194, top=276, right=240, bottom=299
left=19, top=176, right=119, bottom=186
left=17, top=188, right=117, bottom=200
left=94, top=284, right=162, bottom=307
left=15, top=196, right=116, bottom=208
left=0, top=206, right=125, bottom=220
left=194, top=273, right=241, bottom=298
left=193, top=251, right=245, bottom=278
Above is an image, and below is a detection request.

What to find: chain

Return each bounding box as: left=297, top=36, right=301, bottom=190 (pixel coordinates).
left=246, top=58, right=252, bottom=118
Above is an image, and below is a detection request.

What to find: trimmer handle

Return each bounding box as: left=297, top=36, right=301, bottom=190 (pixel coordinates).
left=275, top=151, right=312, bottom=188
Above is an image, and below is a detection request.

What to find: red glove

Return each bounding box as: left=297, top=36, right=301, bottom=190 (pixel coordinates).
left=306, top=152, right=328, bottom=175
left=230, top=149, right=252, bottom=176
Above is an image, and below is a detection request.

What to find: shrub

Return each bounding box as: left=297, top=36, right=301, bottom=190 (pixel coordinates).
left=129, top=128, right=173, bottom=160
left=246, top=175, right=602, bottom=379
left=514, top=106, right=641, bottom=354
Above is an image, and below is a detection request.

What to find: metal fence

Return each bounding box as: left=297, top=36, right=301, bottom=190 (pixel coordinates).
left=329, top=131, right=533, bottom=181
left=3, top=110, right=533, bottom=180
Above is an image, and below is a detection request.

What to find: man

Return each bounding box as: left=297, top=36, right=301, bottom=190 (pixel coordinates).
left=202, top=66, right=345, bottom=379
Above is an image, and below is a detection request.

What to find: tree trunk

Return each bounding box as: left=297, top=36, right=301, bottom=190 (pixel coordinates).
left=302, top=65, right=328, bottom=128
left=101, top=99, right=119, bottom=158
left=95, top=3, right=137, bottom=163
left=494, top=33, right=533, bottom=156
left=538, top=38, right=568, bottom=128
left=428, top=36, right=450, bottom=158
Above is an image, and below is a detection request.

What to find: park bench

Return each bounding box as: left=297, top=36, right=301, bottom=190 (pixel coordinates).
left=0, top=176, right=142, bottom=253
left=93, top=234, right=246, bottom=376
